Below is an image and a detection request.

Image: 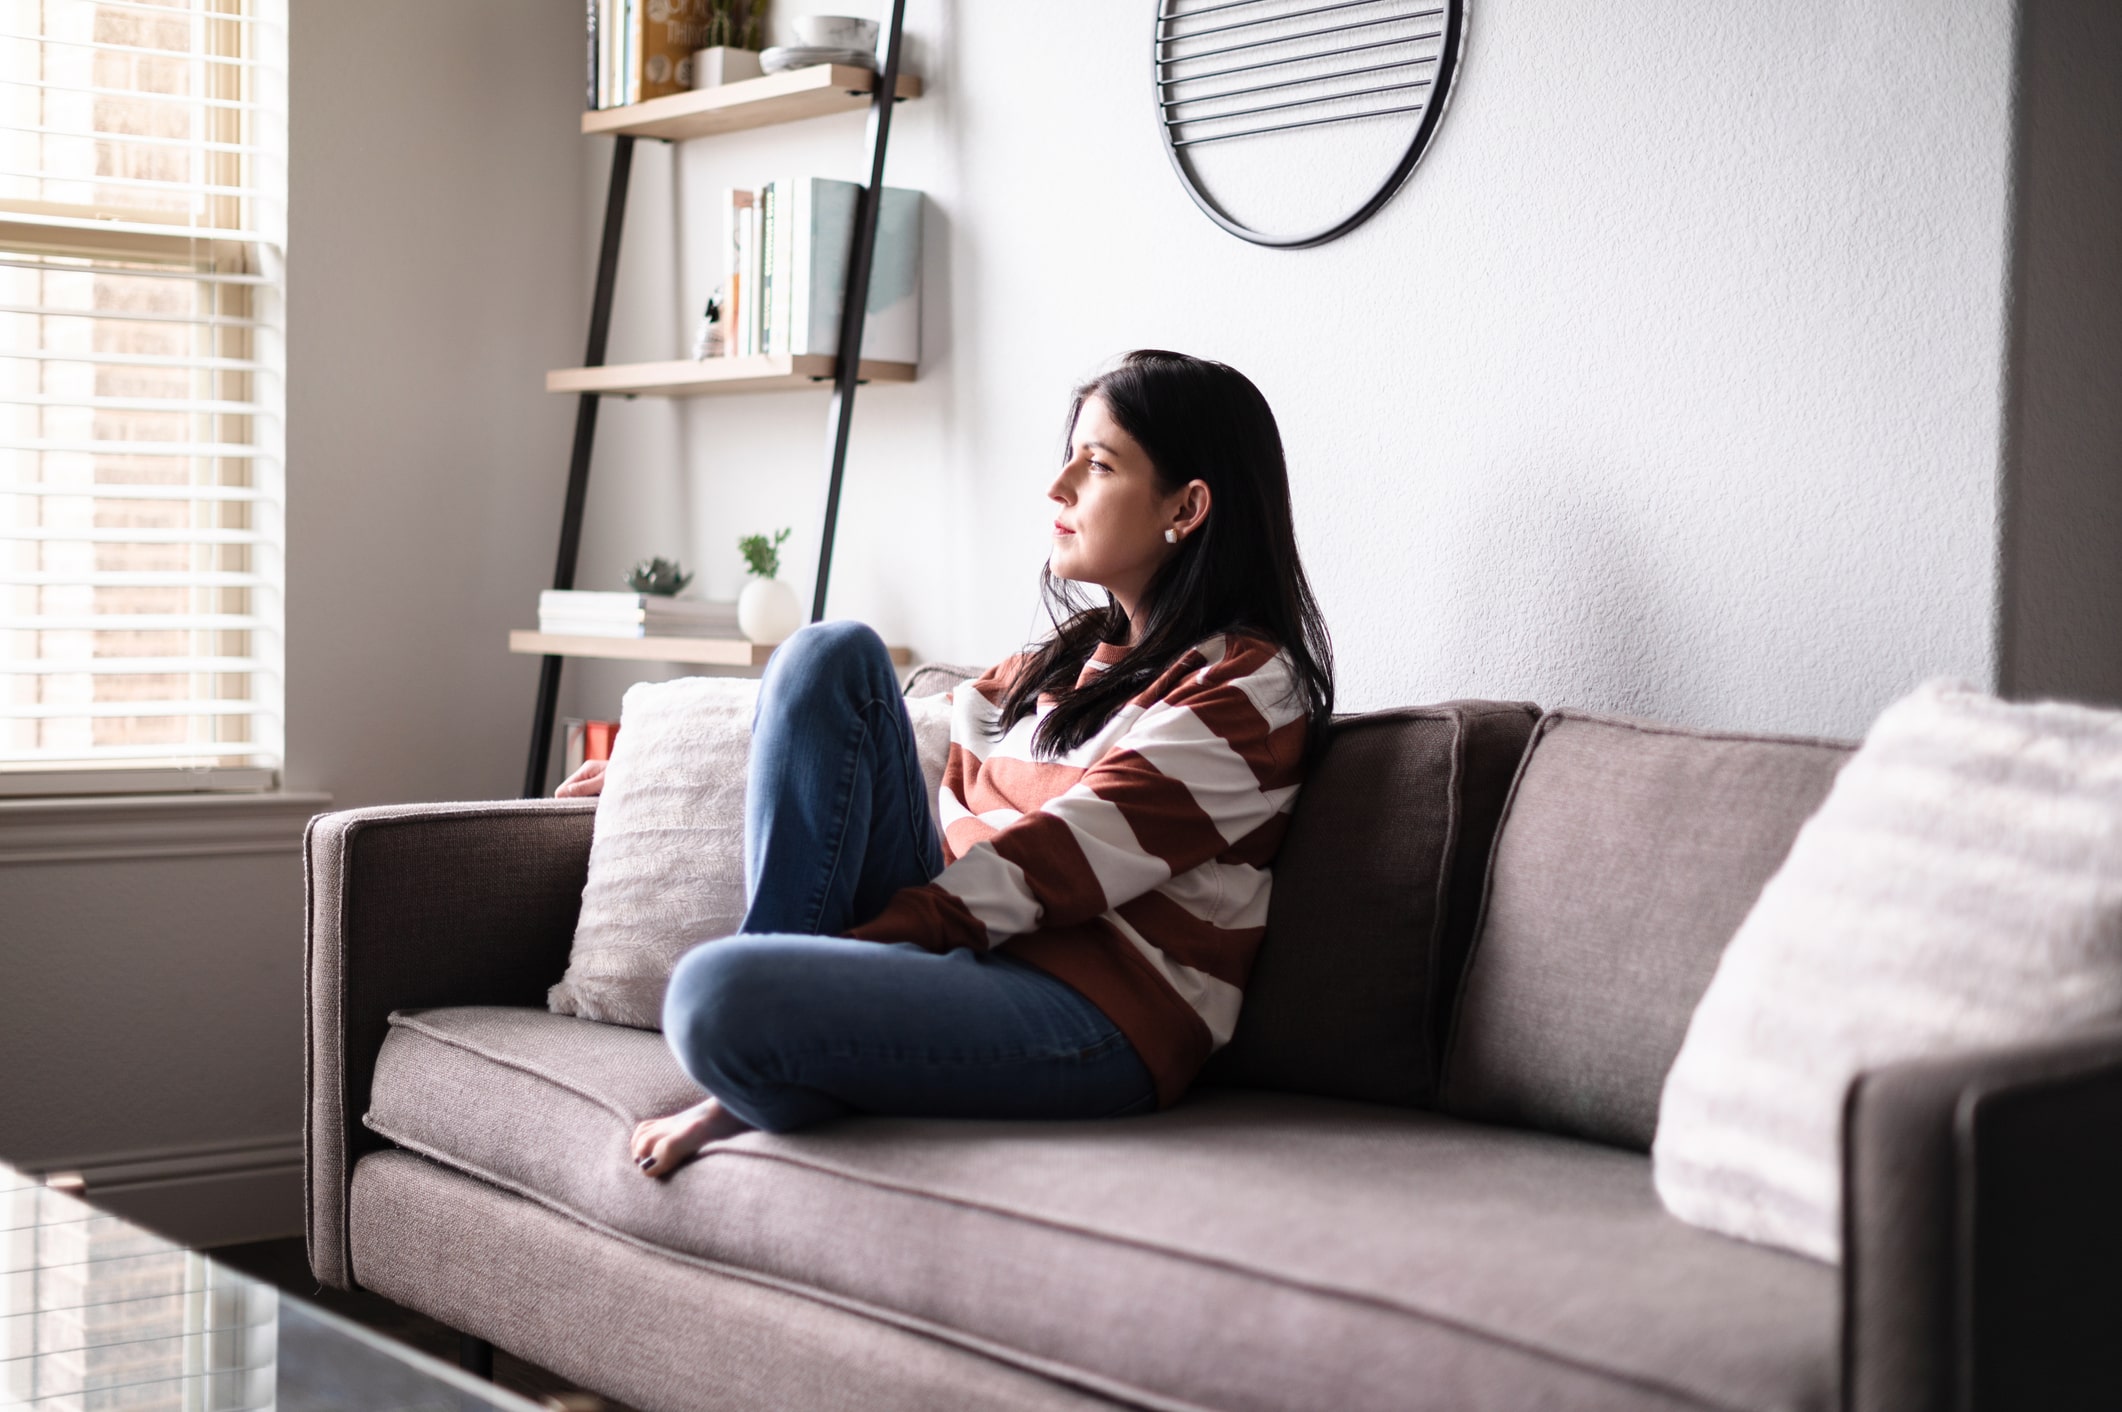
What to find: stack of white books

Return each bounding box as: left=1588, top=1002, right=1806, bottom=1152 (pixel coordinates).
left=539, top=591, right=741, bottom=639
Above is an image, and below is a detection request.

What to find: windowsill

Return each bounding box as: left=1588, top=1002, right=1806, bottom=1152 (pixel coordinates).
left=0, top=767, right=280, bottom=799
left=0, top=791, right=333, bottom=865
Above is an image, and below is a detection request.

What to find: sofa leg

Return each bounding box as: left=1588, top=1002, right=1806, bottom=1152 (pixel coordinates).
left=459, top=1334, right=494, bottom=1381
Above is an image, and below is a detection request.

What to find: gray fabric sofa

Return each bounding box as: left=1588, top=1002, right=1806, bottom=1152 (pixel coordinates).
left=304, top=685, right=2122, bottom=1412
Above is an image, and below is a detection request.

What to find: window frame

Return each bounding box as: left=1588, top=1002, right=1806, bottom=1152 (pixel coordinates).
left=0, top=0, right=285, bottom=799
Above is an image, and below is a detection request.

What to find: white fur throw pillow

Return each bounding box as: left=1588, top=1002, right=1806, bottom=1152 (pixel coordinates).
left=1652, top=679, right=2122, bottom=1263
left=547, top=676, right=956, bottom=1029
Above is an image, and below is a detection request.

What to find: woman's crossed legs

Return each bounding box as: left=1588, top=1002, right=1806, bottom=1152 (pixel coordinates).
left=635, top=621, right=1154, bottom=1175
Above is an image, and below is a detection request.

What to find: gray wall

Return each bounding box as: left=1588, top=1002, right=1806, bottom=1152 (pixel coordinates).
left=282, top=0, right=586, bottom=810
left=0, top=796, right=319, bottom=1242
left=1999, top=0, right=2122, bottom=707
left=0, top=0, right=586, bottom=1243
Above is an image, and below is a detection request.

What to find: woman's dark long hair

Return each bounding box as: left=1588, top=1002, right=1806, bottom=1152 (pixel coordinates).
left=995, top=350, right=1335, bottom=766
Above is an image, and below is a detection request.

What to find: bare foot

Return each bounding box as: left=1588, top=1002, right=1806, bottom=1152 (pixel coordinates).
left=630, top=1097, right=751, bottom=1178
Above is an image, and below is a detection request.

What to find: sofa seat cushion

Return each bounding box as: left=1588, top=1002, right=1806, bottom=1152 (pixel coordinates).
left=364, top=1006, right=1836, bottom=1412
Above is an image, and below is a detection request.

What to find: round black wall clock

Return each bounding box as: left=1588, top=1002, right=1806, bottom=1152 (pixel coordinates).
left=1154, top=0, right=1468, bottom=249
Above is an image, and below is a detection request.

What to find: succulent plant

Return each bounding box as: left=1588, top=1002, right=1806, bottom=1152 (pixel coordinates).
left=625, top=556, right=694, bottom=596
left=700, top=0, right=765, bottom=50
left=737, top=527, right=791, bottom=579
left=703, top=0, right=734, bottom=48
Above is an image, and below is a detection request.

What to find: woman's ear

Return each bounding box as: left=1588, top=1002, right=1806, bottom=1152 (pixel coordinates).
left=1176, top=479, right=1212, bottom=537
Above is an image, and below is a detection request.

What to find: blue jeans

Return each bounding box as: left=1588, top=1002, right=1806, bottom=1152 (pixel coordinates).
left=660, top=620, right=1157, bottom=1133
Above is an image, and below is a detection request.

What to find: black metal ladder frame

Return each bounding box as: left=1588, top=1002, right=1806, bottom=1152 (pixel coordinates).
left=522, top=0, right=910, bottom=798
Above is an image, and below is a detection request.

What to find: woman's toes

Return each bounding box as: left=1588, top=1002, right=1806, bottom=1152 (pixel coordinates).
left=631, top=1104, right=724, bottom=1177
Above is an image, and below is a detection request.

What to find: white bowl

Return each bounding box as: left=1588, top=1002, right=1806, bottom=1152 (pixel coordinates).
left=792, top=14, right=878, bottom=50
left=760, top=44, right=877, bottom=74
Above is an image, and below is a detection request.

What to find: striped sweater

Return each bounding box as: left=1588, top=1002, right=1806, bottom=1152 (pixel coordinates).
left=846, top=631, right=1311, bottom=1107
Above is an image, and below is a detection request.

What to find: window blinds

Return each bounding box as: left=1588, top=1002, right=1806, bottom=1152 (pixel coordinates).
left=0, top=0, right=287, bottom=792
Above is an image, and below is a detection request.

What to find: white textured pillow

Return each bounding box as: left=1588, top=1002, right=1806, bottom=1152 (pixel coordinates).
left=548, top=676, right=956, bottom=1029
left=1653, top=679, right=2122, bottom=1263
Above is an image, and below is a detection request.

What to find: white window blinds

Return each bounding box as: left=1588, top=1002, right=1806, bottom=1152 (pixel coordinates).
left=0, top=0, right=286, bottom=794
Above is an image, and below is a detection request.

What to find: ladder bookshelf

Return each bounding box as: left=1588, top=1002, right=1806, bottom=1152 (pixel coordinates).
left=517, top=5, right=918, bottom=798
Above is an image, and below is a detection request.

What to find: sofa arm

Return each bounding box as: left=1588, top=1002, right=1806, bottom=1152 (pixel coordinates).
left=304, top=798, right=597, bottom=1289
left=1842, top=1022, right=2122, bottom=1412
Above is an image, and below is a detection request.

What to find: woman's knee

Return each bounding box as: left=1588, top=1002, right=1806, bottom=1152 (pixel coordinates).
left=662, top=939, right=790, bottom=1089
left=761, top=620, right=892, bottom=707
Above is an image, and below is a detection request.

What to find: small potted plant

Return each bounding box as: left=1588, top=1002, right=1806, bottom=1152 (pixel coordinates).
left=688, top=0, right=768, bottom=88
left=625, top=556, right=693, bottom=595
left=736, top=527, right=801, bottom=645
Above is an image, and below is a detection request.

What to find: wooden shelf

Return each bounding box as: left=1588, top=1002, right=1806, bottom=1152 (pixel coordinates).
left=582, top=64, right=923, bottom=142
left=547, top=354, right=915, bottom=398
left=511, top=630, right=912, bottom=669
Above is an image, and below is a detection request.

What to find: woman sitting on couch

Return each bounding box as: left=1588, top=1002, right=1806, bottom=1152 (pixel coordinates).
left=557, top=349, right=1335, bottom=1175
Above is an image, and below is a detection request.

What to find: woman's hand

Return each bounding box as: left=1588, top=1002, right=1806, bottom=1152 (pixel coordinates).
left=555, top=758, right=609, bottom=798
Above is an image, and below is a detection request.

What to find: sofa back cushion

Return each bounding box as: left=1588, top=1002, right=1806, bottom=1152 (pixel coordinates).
left=1438, top=711, right=1853, bottom=1150
left=1202, top=700, right=1538, bottom=1107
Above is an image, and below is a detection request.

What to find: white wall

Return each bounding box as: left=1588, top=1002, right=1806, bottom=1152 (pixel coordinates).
left=566, top=0, right=2028, bottom=742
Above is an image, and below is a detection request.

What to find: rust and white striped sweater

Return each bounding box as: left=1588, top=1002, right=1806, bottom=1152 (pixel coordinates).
left=847, top=631, right=1310, bottom=1107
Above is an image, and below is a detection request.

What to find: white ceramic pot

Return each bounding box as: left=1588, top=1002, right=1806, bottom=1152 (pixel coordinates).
left=737, top=577, right=803, bottom=645
left=688, top=45, right=763, bottom=89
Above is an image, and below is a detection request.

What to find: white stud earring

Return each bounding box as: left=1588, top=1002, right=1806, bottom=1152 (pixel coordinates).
left=1164, top=528, right=1178, bottom=544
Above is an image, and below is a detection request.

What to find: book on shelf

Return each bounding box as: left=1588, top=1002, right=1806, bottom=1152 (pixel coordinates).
left=719, top=178, right=922, bottom=364
left=755, top=179, right=772, bottom=354
left=585, top=0, right=598, bottom=111
left=539, top=591, right=741, bottom=639
left=725, top=189, right=756, bottom=357
left=563, top=718, right=621, bottom=774
left=589, top=0, right=712, bottom=108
